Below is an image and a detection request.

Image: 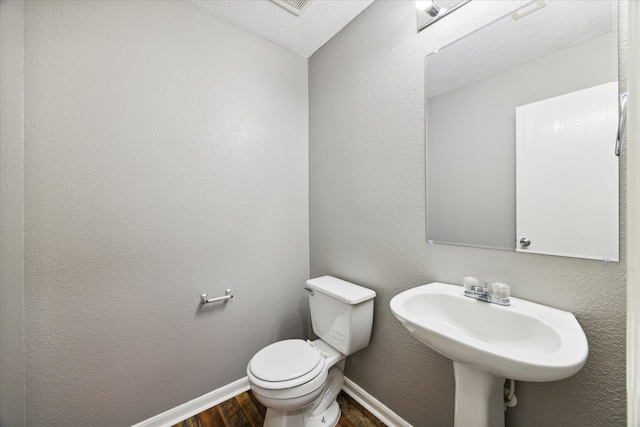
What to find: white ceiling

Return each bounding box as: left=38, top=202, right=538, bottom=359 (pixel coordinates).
left=184, top=0, right=375, bottom=58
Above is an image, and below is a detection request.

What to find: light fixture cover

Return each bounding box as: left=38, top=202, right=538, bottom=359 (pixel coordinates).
left=511, top=1, right=546, bottom=21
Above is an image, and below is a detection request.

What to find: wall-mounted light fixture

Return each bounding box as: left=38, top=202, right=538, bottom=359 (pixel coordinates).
left=417, top=0, right=471, bottom=32
left=417, top=0, right=441, bottom=17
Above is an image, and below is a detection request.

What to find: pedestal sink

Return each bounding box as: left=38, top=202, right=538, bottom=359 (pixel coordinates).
left=390, top=282, right=588, bottom=427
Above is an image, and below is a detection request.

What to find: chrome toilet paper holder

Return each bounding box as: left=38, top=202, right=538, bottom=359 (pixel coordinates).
left=201, top=289, right=233, bottom=305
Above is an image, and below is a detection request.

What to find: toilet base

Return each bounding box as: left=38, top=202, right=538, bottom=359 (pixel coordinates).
left=261, top=400, right=341, bottom=427
left=263, top=407, right=304, bottom=427
left=304, top=400, right=341, bottom=427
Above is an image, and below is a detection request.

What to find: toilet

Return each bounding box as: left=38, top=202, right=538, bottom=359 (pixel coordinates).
left=246, top=275, right=376, bottom=427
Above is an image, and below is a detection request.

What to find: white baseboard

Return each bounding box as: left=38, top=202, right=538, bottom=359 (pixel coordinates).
left=132, top=376, right=411, bottom=427
left=131, top=377, right=250, bottom=427
left=342, top=376, right=413, bottom=427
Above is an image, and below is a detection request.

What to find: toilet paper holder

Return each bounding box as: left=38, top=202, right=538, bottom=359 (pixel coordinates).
left=201, top=289, right=233, bottom=305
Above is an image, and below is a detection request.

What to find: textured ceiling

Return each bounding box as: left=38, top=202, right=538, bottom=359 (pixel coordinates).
left=184, top=0, right=375, bottom=58
left=426, top=0, right=617, bottom=97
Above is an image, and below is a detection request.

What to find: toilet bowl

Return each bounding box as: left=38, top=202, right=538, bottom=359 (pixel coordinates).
left=246, top=276, right=376, bottom=427
left=247, top=339, right=345, bottom=426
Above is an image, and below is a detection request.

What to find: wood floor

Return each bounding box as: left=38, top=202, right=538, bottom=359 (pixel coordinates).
left=171, top=389, right=387, bottom=427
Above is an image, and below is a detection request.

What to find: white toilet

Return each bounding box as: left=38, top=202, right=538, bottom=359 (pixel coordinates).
left=246, top=275, right=376, bottom=427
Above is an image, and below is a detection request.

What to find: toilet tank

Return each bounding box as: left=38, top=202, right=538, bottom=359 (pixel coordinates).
left=306, top=276, right=376, bottom=355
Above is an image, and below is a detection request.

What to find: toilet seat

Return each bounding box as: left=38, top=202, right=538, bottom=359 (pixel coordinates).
left=248, top=339, right=325, bottom=390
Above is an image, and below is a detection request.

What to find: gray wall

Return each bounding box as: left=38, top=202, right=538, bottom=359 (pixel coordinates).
left=1, top=0, right=630, bottom=426
left=0, top=1, right=26, bottom=426
left=21, top=1, right=309, bottom=425
left=309, top=1, right=626, bottom=426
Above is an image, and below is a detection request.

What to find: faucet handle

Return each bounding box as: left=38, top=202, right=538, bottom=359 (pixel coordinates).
left=463, top=277, right=480, bottom=291
left=491, top=282, right=511, bottom=299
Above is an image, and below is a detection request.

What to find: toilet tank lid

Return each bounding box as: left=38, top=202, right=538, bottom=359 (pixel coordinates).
left=306, top=276, right=376, bottom=304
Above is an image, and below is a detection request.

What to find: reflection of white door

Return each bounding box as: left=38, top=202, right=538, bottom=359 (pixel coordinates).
left=516, top=82, right=619, bottom=261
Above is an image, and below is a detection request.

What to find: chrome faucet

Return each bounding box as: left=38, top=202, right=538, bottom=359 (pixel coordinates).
left=463, top=277, right=511, bottom=306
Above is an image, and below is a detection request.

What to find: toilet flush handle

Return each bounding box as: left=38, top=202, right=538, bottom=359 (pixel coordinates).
left=304, top=287, right=315, bottom=296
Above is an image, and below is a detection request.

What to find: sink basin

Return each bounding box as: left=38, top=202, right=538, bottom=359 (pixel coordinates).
left=391, top=282, right=589, bottom=427
left=390, top=282, right=588, bottom=382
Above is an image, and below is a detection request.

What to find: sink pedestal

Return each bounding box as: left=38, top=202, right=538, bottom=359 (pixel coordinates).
left=453, top=362, right=505, bottom=427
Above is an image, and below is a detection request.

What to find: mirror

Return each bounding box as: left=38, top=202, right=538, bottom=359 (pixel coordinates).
left=426, top=0, right=619, bottom=261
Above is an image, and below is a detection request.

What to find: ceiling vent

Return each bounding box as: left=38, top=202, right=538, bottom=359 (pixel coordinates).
left=270, top=0, right=313, bottom=16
